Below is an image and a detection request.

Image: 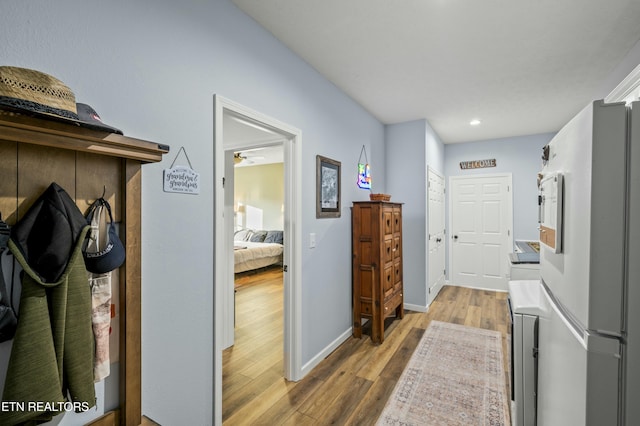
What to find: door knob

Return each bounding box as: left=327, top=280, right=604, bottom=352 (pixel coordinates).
left=453, top=235, right=458, bottom=240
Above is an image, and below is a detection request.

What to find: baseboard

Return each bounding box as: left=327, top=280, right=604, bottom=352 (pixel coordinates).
left=433, top=280, right=445, bottom=297
left=404, top=303, right=428, bottom=313
left=446, top=282, right=508, bottom=293
left=301, top=327, right=352, bottom=378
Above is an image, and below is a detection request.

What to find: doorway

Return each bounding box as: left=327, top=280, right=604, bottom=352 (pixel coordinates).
left=213, top=95, right=302, bottom=425
left=449, top=174, right=513, bottom=291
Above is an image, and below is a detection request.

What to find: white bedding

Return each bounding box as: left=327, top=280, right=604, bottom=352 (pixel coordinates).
left=234, top=241, right=283, bottom=273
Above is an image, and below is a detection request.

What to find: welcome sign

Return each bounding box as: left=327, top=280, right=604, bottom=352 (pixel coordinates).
left=459, top=158, right=497, bottom=170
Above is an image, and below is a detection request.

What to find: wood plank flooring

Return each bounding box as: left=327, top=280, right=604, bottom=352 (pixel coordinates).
left=223, top=268, right=511, bottom=425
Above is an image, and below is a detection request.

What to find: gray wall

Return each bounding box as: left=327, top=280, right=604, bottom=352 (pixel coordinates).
left=426, top=119, right=446, bottom=174
left=1, top=1, right=385, bottom=424
left=385, top=119, right=444, bottom=309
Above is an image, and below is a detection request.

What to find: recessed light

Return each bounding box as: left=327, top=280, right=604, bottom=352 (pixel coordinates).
left=469, top=119, right=481, bottom=126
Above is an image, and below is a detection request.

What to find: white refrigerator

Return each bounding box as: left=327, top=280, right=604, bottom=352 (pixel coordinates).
left=536, top=99, right=640, bottom=425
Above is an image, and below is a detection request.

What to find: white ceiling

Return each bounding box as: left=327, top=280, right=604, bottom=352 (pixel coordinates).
left=232, top=0, right=640, bottom=143
left=224, top=112, right=285, bottom=166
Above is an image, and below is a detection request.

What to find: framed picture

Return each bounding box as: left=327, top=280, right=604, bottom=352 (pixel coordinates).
left=316, top=155, right=341, bottom=218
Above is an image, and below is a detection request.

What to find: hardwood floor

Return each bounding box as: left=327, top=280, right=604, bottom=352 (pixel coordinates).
left=223, top=268, right=511, bottom=425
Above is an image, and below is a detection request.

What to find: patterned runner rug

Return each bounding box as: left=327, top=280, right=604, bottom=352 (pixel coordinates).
left=377, top=321, right=509, bottom=426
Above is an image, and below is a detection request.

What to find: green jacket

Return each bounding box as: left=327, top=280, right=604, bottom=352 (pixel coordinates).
left=1, top=227, right=96, bottom=425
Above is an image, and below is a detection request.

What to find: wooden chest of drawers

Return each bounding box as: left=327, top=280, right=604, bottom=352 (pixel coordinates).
left=352, top=201, right=404, bottom=344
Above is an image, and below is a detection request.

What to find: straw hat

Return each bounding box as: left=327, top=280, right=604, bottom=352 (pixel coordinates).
left=0, top=66, right=122, bottom=134
left=0, top=66, right=78, bottom=119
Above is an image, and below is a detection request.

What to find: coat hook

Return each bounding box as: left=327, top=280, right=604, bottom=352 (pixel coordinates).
left=101, top=185, right=106, bottom=199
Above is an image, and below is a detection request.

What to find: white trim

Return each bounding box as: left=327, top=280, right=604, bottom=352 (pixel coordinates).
left=448, top=173, right=514, bottom=291
left=213, top=95, right=302, bottom=425
left=404, top=303, right=428, bottom=313
left=213, top=98, right=225, bottom=426
left=301, top=328, right=352, bottom=377
left=430, top=280, right=446, bottom=302
left=605, top=63, right=640, bottom=104
left=447, top=282, right=509, bottom=293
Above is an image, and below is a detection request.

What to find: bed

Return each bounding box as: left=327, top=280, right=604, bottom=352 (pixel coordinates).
left=233, top=229, right=284, bottom=273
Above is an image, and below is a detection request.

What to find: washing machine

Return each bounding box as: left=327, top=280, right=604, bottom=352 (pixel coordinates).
left=508, top=279, right=541, bottom=426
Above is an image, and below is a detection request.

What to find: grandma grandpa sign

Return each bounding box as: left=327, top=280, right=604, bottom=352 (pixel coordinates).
left=163, top=166, right=200, bottom=194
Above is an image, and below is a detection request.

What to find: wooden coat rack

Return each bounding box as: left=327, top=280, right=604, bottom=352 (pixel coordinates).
left=0, top=109, right=168, bottom=426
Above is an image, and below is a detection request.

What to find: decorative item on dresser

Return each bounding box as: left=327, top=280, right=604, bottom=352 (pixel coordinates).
left=352, top=201, right=404, bottom=344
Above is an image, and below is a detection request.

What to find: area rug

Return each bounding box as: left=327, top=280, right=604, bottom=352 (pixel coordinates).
left=376, top=321, right=509, bottom=426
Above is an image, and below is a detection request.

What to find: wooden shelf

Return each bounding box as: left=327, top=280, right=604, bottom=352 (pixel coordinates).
left=0, top=107, right=168, bottom=426
left=0, top=109, right=169, bottom=163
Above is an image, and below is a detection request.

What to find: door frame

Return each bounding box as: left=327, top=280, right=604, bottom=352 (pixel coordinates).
left=213, top=95, right=302, bottom=425
left=448, top=173, right=513, bottom=291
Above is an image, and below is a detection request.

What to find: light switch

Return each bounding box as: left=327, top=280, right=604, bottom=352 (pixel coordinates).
left=309, top=233, right=316, bottom=248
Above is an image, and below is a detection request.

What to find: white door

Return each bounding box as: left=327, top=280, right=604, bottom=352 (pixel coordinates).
left=450, top=174, right=512, bottom=291
left=427, top=168, right=445, bottom=304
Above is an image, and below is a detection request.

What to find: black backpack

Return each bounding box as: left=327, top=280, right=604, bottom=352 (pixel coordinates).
left=0, top=215, right=18, bottom=342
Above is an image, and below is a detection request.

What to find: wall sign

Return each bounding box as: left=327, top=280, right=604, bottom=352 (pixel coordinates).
left=163, top=146, right=200, bottom=194
left=357, top=163, right=371, bottom=189
left=164, top=166, right=200, bottom=194
left=459, top=158, right=497, bottom=170
left=357, top=145, right=372, bottom=190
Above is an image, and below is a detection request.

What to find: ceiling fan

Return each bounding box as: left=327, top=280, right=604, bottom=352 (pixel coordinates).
left=233, top=152, right=247, bottom=164
left=234, top=148, right=265, bottom=165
